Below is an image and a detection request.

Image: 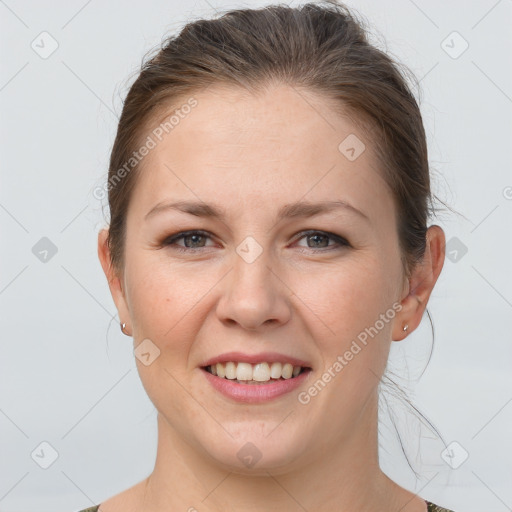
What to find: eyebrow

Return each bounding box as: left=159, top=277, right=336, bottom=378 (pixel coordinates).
left=144, top=199, right=369, bottom=223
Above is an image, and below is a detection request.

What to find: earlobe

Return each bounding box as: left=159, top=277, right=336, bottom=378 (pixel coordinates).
left=392, top=287, right=422, bottom=341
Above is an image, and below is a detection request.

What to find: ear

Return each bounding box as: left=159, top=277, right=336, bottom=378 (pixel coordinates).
left=97, top=228, right=131, bottom=334
left=392, top=225, right=445, bottom=341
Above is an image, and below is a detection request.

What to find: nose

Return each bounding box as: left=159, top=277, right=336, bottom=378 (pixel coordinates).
left=215, top=249, right=292, bottom=331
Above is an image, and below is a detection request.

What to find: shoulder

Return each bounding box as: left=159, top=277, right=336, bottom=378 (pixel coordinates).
left=426, top=500, right=458, bottom=512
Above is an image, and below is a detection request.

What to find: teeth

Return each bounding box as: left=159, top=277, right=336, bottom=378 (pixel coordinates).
left=225, top=361, right=237, bottom=379
left=216, top=363, right=225, bottom=378
left=253, top=362, right=270, bottom=382
left=282, top=363, right=293, bottom=379
left=270, top=362, right=282, bottom=379
left=206, top=361, right=305, bottom=382
left=236, top=362, right=253, bottom=381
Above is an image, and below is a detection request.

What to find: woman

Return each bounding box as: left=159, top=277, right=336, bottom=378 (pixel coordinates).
left=84, top=1, right=454, bottom=510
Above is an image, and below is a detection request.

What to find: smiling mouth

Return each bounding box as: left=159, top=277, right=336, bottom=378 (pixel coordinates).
left=202, top=361, right=312, bottom=384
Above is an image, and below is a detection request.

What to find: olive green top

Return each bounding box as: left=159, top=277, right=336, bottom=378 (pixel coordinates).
left=76, top=500, right=456, bottom=511
left=426, top=502, right=457, bottom=512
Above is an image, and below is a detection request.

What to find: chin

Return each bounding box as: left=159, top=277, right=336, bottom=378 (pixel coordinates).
left=199, top=427, right=309, bottom=475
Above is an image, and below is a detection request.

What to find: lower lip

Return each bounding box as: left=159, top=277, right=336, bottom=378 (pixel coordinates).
left=201, top=368, right=312, bottom=403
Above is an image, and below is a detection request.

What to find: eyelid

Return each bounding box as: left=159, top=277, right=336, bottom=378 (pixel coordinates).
left=163, top=229, right=217, bottom=248
left=292, top=230, right=349, bottom=249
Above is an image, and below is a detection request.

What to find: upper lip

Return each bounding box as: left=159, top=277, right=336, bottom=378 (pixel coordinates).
left=201, top=351, right=312, bottom=369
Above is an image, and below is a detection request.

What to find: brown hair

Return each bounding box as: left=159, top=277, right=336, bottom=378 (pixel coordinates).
left=102, top=0, right=451, bottom=474
left=104, top=0, right=445, bottom=279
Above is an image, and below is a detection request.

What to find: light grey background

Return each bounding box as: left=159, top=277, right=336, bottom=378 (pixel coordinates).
left=1, top=1, right=511, bottom=511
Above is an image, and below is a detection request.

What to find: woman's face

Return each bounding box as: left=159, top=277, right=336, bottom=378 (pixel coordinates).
left=103, top=83, right=410, bottom=473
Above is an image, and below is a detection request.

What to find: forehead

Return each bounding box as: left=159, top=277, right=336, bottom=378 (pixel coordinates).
left=153, top=83, right=365, bottom=156
left=129, top=83, right=394, bottom=225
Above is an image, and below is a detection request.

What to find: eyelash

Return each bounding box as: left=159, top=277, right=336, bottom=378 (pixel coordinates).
left=161, top=229, right=350, bottom=253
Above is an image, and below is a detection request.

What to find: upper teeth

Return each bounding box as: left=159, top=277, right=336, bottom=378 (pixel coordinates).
left=208, top=362, right=303, bottom=381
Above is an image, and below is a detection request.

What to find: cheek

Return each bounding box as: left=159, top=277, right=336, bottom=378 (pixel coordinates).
left=125, top=261, right=216, bottom=351
left=292, top=257, right=394, bottom=336
left=293, top=264, right=395, bottom=412
left=291, top=256, right=398, bottom=399
left=125, top=266, right=207, bottom=407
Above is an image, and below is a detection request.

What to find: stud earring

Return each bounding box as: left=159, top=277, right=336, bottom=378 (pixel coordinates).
left=120, top=322, right=130, bottom=336
left=403, top=324, right=408, bottom=332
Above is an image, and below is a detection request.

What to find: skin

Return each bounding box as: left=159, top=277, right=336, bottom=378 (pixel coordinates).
left=98, top=83, right=445, bottom=512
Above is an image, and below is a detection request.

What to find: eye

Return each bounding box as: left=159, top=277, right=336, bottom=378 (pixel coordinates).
left=162, top=230, right=216, bottom=251
left=294, top=230, right=349, bottom=251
